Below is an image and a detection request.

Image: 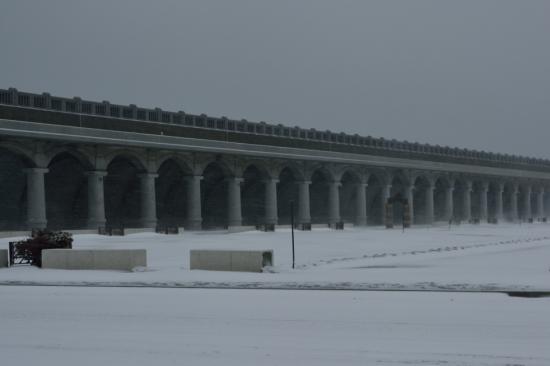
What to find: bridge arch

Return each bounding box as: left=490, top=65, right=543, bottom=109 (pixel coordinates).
left=366, top=172, right=384, bottom=225
left=412, top=174, right=432, bottom=224
left=104, top=154, right=146, bottom=227
left=241, top=163, right=269, bottom=226
left=45, top=151, right=89, bottom=229
left=156, top=157, right=192, bottom=227
left=340, top=169, right=362, bottom=224
left=201, top=160, right=233, bottom=228
left=277, top=166, right=300, bottom=224
left=0, top=146, right=35, bottom=230
left=309, top=166, right=333, bottom=224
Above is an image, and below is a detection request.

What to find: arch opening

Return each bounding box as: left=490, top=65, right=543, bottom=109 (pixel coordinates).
left=241, top=165, right=266, bottom=226
left=201, top=162, right=229, bottom=229
left=433, top=178, right=448, bottom=222
left=277, top=167, right=298, bottom=225
left=390, top=175, right=406, bottom=225
left=46, top=152, right=88, bottom=230
left=156, top=159, right=188, bottom=227
left=366, top=174, right=383, bottom=225
left=413, top=176, right=430, bottom=224
left=0, top=148, right=31, bottom=230
left=105, top=156, right=142, bottom=228
left=340, top=171, right=360, bottom=224
left=310, top=169, right=330, bottom=224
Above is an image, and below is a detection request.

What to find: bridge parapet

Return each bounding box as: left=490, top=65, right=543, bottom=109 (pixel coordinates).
left=1, top=87, right=549, bottom=172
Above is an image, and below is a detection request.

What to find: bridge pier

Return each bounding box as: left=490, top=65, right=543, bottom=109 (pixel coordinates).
left=355, top=183, right=367, bottom=226
left=185, top=175, right=203, bottom=230
left=424, top=183, right=434, bottom=225
left=297, top=180, right=311, bottom=225
left=480, top=182, right=489, bottom=222
left=511, top=184, right=519, bottom=222
left=139, top=173, right=158, bottom=228
left=444, top=187, right=453, bottom=222
left=462, top=181, right=472, bottom=222
left=536, top=187, right=545, bottom=219
left=227, top=177, right=243, bottom=227
left=523, top=185, right=532, bottom=220
left=381, top=184, right=391, bottom=225
left=328, top=180, right=341, bottom=225
left=264, top=178, right=278, bottom=225
left=24, top=168, right=48, bottom=229
left=86, top=170, right=107, bottom=229
left=495, top=183, right=504, bottom=221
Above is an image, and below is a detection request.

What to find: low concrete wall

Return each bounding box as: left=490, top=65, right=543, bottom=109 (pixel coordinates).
left=190, top=250, right=273, bottom=272
left=0, top=249, right=8, bottom=268
left=42, top=249, right=146, bottom=271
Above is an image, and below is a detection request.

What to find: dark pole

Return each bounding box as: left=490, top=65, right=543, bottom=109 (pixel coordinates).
left=290, top=200, right=295, bottom=269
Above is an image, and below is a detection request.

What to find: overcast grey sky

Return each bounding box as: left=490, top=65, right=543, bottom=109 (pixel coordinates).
left=1, top=1, right=549, bottom=158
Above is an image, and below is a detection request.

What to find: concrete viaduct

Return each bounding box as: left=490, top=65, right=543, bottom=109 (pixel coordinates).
left=1, top=88, right=549, bottom=232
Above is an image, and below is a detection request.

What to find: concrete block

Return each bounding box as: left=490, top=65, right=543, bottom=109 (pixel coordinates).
left=190, top=250, right=273, bottom=272
left=0, top=249, right=8, bottom=268
left=42, top=249, right=146, bottom=271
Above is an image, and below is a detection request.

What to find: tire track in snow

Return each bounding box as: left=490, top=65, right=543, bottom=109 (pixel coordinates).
left=295, top=235, right=550, bottom=270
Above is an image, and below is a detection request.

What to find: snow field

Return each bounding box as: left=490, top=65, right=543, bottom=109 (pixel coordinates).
left=0, top=286, right=548, bottom=366
left=1, top=223, right=550, bottom=290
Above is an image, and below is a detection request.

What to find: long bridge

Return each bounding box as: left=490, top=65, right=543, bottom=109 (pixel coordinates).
left=0, top=87, right=548, bottom=231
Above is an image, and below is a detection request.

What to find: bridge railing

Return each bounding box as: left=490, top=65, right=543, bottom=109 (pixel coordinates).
left=1, top=87, right=549, bottom=169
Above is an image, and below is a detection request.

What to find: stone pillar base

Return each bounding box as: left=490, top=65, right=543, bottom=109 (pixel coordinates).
left=265, top=218, right=278, bottom=226
left=87, top=220, right=107, bottom=230
left=228, top=219, right=243, bottom=227
left=355, top=216, right=367, bottom=227
left=27, top=221, right=47, bottom=230
left=184, top=219, right=202, bottom=231
left=141, top=220, right=157, bottom=229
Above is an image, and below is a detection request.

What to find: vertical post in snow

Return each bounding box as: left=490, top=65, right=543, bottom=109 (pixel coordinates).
left=290, top=200, right=295, bottom=269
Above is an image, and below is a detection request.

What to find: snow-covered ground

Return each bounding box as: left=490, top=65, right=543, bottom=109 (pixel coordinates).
left=1, top=286, right=549, bottom=366
left=2, top=224, right=550, bottom=365
left=1, top=223, right=550, bottom=290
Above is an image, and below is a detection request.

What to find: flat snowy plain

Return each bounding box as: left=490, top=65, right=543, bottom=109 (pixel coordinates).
left=1, top=223, right=549, bottom=365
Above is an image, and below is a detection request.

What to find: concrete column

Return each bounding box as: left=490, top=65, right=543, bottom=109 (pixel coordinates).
left=227, top=177, right=243, bottom=227
left=139, top=173, right=158, bottom=228
left=524, top=185, right=532, bottom=221
left=24, top=168, right=48, bottom=229
left=328, top=180, right=342, bottom=225
left=185, top=175, right=203, bottom=230
left=444, top=187, right=454, bottom=221
left=86, top=170, right=107, bottom=229
left=510, top=184, right=519, bottom=222
left=264, top=178, right=278, bottom=225
left=381, top=184, right=391, bottom=225
left=355, top=183, right=368, bottom=226
left=297, top=180, right=311, bottom=224
left=495, top=183, right=504, bottom=221
left=537, top=187, right=545, bottom=219
left=463, top=181, right=472, bottom=222
left=405, top=185, right=414, bottom=224
left=480, top=182, right=489, bottom=222
left=425, top=183, right=435, bottom=225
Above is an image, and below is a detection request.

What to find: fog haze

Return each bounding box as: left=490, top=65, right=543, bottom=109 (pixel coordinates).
left=1, top=0, right=549, bottom=157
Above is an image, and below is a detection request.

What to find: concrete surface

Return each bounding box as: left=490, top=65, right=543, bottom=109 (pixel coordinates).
left=41, top=249, right=146, bottom=271
left=190, top=250, right=273, bottom=272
